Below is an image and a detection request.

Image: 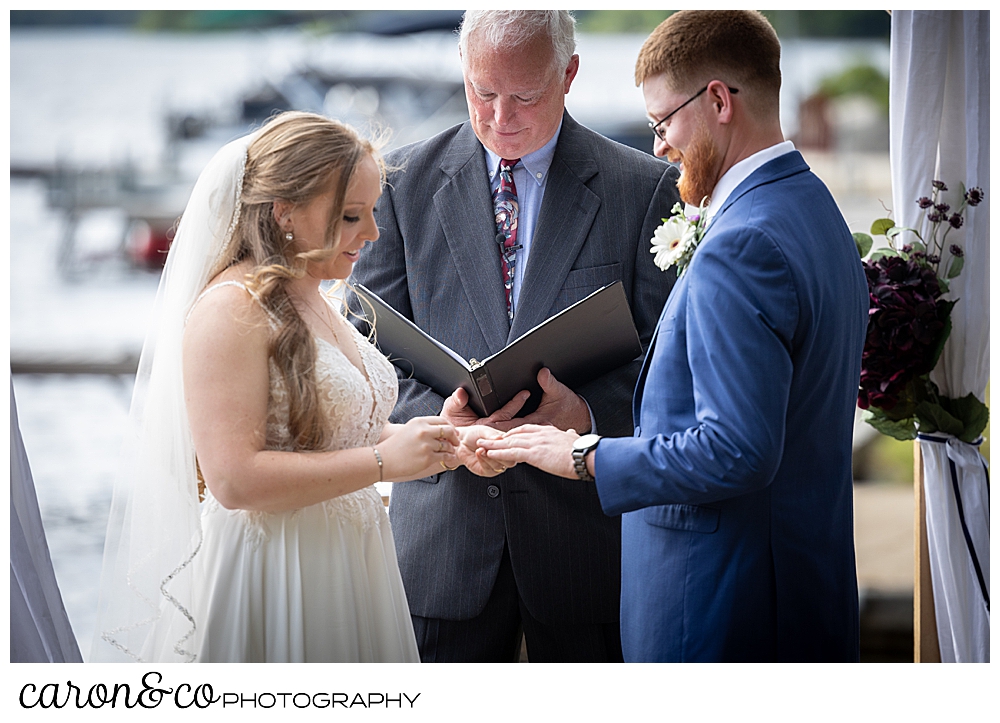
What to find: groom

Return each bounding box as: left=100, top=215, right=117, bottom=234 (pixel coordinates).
left=481, top=10, right=870, bottom=661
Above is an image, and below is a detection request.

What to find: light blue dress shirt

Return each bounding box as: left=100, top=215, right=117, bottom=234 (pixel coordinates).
left=483, top=121, right=595, bottom=431
left=484, top=121, right=562, bottom=313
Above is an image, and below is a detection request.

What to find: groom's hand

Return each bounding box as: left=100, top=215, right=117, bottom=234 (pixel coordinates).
left=440, top=386, right=530, bottom=429
left=477, top=424, right=580, bottom=480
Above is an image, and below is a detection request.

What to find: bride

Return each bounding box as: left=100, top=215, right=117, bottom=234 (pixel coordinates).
left=92, top=112, right=502, bottom=663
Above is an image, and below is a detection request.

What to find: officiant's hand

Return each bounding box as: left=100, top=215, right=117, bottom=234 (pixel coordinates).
left=440, top=387, right=530, bottom=429
left=453, top=425, right=511, bottom=477
left=476, top=424, right=580, bottom=480
left=490, top=368, right=592, bottom=434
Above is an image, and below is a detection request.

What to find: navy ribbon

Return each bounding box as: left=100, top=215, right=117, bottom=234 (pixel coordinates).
left=917, top=433, right=990, bottom=612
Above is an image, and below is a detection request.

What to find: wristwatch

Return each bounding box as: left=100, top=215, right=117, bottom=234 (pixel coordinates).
left=572, top=434, right=601, bottom=482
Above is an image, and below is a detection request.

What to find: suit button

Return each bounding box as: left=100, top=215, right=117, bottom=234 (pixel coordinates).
left=487, top=485, right=500, bottom=498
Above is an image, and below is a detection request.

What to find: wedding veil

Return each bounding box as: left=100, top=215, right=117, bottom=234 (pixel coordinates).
left=91, top=132, right=258, bottom=662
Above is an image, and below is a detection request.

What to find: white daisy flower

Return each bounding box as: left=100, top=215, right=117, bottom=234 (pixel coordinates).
left=650, top=216, right=697, bottom=271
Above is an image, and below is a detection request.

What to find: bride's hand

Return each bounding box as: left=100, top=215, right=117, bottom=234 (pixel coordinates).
left=454, top=425, right=511, bottom=477
left=378, top=416, right=460, bottom=482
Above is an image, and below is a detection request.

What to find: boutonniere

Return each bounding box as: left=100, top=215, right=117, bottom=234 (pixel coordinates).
left=650, top=198, right=709, bottom=277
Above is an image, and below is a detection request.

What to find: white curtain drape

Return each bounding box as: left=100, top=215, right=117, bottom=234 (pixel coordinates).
left=10, top=382, right=83, bottom=663
left=889, top=10, right=990, bottom=662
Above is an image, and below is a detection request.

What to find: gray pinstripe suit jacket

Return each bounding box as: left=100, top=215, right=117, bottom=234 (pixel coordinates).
left=350, top=112, right=679, bottom=625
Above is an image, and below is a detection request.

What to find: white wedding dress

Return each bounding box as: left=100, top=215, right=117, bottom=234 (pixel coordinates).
left=148, top=282, right=419, bottom=663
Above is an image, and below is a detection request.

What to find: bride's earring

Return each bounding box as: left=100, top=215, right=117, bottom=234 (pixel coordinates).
left=285, top=231, right=294, bottom=242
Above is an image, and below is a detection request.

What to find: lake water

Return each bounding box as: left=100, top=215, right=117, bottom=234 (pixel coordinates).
left=10, top=27, right=890, bottom=660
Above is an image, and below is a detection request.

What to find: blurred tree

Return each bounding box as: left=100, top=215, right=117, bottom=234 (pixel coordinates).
left=133, top=10, right=348, bottom=32
left=574, top=10, right=672, bottom=33
left=10, top=10, right=141, bottom=26
left=573, top=10, right=890, bottom=38
left=820, top=63, right=891, bottom=115
left=14, top=9, right=891, bottom=38
left=763, top=10, right=891, bottom=38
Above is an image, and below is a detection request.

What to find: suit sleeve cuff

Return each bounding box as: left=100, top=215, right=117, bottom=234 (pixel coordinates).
left=592, top=435, right=642, bottom=516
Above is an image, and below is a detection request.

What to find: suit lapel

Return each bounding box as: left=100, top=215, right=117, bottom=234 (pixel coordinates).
left=433, top=124, right=510, bottom=353
left=509, top=115, right=601, bottom=341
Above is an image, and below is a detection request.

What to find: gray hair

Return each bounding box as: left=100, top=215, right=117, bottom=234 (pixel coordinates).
left=458, top=10, right=576, bottom=72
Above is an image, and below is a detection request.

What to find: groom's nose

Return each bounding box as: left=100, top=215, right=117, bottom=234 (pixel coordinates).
left=653, top=136, right=670, bottom=158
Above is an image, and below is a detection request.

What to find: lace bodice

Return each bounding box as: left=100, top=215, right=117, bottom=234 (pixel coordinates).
left=266, top=322, right=398, bottom=454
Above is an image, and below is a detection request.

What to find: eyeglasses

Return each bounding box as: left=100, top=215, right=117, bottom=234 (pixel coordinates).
left=648, top=85, right=739, bottom=141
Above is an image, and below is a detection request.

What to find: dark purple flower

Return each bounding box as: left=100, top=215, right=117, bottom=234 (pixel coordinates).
left=926, top=254, right=940, bottom=265
left=932, top=180, right=948, bottom=191
left=901, top=244, right=913, bottom=254
left=928, top=211, right=943, bottom=223
left=858, top=255, right=950, bottom=412
left=950, top=244, right=964, bottom=258
left=934, top=203, right=950, bottom=214
left=911, top=250, right=926, bottom=260
left=949, top=214, right=964, bottom=229
left=965, top=187, right=984, bottom=206
left=917, top=196, right=934, bottom=209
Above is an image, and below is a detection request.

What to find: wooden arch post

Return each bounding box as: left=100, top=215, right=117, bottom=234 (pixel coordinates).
left=913, top=441, right=941, bottom=662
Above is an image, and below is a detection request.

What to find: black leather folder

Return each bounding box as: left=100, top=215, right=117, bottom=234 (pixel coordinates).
left=353, top=282, right=643, bottom=418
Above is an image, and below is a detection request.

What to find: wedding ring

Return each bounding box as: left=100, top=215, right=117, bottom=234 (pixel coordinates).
left=436, top=439, right=445, bottom=453
left=440, top=461, right=457, bottom=471
left=437, top=426, right=447, bottom=440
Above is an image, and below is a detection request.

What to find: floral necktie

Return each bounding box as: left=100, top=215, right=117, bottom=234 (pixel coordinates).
left=493, top=158, right=521, bottom=323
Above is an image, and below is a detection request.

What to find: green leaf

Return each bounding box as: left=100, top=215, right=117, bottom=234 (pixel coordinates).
left=937, top=277, right=950, bottom=293
left=915, top=401, right=965, bottom=437
left=950, top=393, right=990, bottom=443
left=947, top=255, right=965, bottom=279
left=869, top=248, right=899, bottom=261
left=870, top=218, right=894, bottom=236
left=863, top=408, right=917, bottom=440
left=853, top=232, right=873, bottom=258
left=909, top=240, right=927, bottom=254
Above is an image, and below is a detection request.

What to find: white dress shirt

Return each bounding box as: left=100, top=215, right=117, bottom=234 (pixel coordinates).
left=704, top=140, right=796, bottom=222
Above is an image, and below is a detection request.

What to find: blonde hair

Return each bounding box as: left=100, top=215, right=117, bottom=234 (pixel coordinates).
left=212, top=111, right=383, bottom=451
left=635, top=10, right=781, bottom=117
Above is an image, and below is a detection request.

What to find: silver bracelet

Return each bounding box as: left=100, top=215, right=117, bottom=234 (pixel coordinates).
left=372, top=447, right=383, bottom=482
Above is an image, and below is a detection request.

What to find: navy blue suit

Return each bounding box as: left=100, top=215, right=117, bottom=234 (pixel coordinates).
left=594, top=151, right=869, bottom=661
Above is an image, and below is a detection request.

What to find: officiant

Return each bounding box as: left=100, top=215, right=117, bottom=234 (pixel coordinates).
left=350, top=9, right=679, bottom=662
left=480, top=10, right=869, bottom=662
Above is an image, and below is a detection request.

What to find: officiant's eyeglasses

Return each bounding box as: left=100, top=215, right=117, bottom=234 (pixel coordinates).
left=649, top=85, right=739, bottom=141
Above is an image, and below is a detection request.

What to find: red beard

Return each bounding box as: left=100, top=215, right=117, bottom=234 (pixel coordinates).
left=672, top=121, right=721, bottom=206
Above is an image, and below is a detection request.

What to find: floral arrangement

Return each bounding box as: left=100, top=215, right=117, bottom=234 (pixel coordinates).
left=650, top=199, right=709, bottom=277
left=854, top=181, right=987, bottom=442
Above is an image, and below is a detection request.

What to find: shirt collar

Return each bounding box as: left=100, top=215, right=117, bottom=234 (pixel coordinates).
left=485, top=120, right=563, bottom=188
left=705, top=140, right=796, bottom=220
